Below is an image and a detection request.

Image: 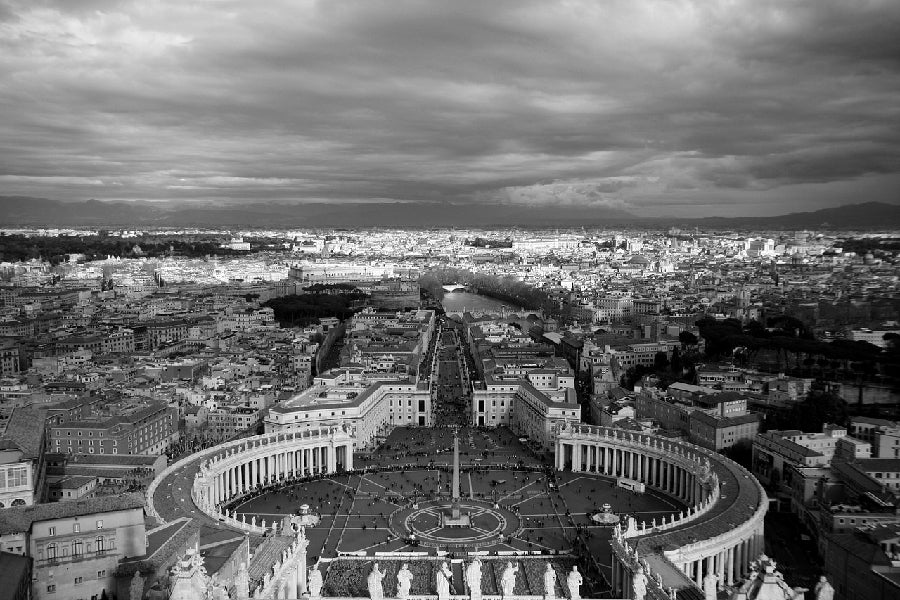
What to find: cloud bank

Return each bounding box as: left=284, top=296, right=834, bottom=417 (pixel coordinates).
left=1, top=0, right=899, bottom=217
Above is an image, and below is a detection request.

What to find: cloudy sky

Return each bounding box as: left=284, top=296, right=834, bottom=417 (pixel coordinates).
left=1, top=0, right=899, bottom=217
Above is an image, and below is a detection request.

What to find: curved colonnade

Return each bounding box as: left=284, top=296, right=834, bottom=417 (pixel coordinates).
left=148, top=424, right=766, bottom=599
left=555, top=425, right=767, bottom=598
left=147, top=427, right=354, bottom=535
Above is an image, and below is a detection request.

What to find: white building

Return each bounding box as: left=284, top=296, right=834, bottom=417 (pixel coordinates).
left=264, top=369, right=432, bottom=449
left=472, top=370, right=580, bottom=451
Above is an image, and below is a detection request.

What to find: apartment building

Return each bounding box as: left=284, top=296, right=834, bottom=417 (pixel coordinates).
left=0, top=341, right=21, bottom=376
left=752, top=425, right=852, bottom=486
left=472, top=371, right=581, bottom=452
left=689, top=411, right=761, bottom=451
left=49, top=402, right=177, bottom=456
left=0, top=406, right=48, bottom=508
left=850, top=416, right=900, bottom=458
left=0, top=493, right=146, bottom=600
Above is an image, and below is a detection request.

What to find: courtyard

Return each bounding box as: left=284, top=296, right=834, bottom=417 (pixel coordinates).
left=229, top=425, right=684, bottom=597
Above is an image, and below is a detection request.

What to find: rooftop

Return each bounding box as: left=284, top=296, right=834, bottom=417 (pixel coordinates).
left=0, top=406, right=46, bottom=460
left=0, top=492, right=145, bottom=535
left=0, top=551, right=31, bottom=593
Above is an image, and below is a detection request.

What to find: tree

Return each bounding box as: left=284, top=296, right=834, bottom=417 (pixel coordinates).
left=671, top=346, right=683, bottom=376
left=654, top=351, right=670, bottom=372
left=622, top=365, right=652, bottom=390
left=722, top=439, right=753, bottom=470
left=679, top=330, right=699, bottom=348
left=782, top=390, right=849, bottom=431
left=884, top=332, right=900, bottom=350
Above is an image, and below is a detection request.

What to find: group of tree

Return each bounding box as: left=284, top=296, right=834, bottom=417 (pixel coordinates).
left=768, top=388, right=850, bottom=432
left=263, top=290, right=368, bottom=327
left=694, top=316, right=896, bottom=380
left=620, top=336, right=701, bottom=390
left=0, top=233, right=251, bottom=265
left=466, top=237, right=513, bottom=248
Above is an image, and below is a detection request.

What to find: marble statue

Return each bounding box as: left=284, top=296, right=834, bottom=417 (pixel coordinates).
left=207, top=574, right=229, bottom=600
left=567, top=566, right=583, bottom=600
left=129, top=570, right=145, bottom=600
left=436, top=562, right=453, bottom=600
left=814, top=576, right=834, bottom=600
left=732, top=554, right=809, bottom=600
left=368, top=562, right=385, bottom=600
left=397, top=563, right=413, bottom=600
left=702, top=572, right=717, bottom=600
left=501, top=562, right=518, bottom=598
left=466, top=558, right=483, bottom=600
left=235, top=562, right=250, bottom=599
left=632, top=565, right=648, bottom=600
left=308, top=565, right=324, bottom=599
left=543, top=563, right=557, bottom=600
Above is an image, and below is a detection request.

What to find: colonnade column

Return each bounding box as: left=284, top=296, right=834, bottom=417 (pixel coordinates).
left=725, top=546, right=734, bottom=585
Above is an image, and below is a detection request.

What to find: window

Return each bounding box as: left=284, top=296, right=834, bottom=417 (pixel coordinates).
left=75, top=577, right=83, bottom=585
left=96, top=537, right=104, bottom=552
left=97, top=570, right=106, bottom=578
left=96, top=520, right=103, bottom=529
left=73, top=540, right=83, bottom=556
left=47, top=543, right=57, bottom=559
left=47, top=585, right=56, bottom=593
left=48, top=526, right=56, bottom=536
left=73, top=523, right=80, bottom=533
left=7, top=467, right=27, bottom=487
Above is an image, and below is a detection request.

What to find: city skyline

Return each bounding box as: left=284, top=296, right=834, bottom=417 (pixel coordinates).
left=2, top=0, right=900, bottom=218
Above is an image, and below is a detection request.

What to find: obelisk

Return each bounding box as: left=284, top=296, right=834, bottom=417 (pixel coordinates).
left=443, top=429, right=469, bottom=526
left=452, top=431, right=461, bottom=502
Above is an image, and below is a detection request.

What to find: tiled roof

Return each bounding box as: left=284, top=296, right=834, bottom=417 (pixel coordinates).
left=700, top=391, right=747, bottom=404
left=201, top=536, right=246, bottom=576
left=0, top=406, right=46, bottom=459
left=691, top=411, right=760, bottom=427
left=117, top=517, right=198, bottom=577
left=858, top=458, right=900, bottom=472
left=64, top=453, right=161, bottom=466
left=633, top=447, right=764, bottom=556
left=0, top=551, right=31, bottom=592
left=249, top=536, right=293, bottom=581
left=825, top=530, right=891, bottom=565
left=53, top=475, right=96, bottom=489
left=864, top=524, right=900, bottom=543
left=0, top=492, right=145, bottom=535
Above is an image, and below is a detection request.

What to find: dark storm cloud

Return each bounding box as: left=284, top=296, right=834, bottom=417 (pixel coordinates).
left=0, top=0, right=898, bottom=216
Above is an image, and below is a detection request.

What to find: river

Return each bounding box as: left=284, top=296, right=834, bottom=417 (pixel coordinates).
left=441, top=291, right=522, bottom=314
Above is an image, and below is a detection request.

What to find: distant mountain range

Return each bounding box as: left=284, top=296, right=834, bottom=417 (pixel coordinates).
left=679, top=201, right=900, bottom=229
left=0, top=196, right=898, bottom=229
